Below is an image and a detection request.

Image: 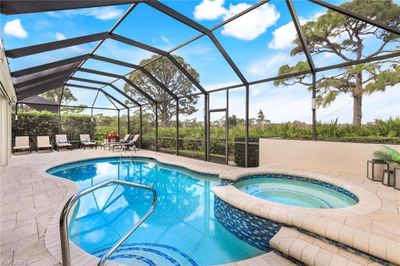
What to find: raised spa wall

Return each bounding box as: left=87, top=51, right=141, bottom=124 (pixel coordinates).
left=259, top=138, right=400, bottom=177
left=214, top=195, right=392, bottom=265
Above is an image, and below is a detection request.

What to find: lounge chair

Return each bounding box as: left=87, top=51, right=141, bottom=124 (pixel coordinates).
left=55, top=134, right=72, bottom=152
left=109, top=134, right=131, bottom=151
left=126, top=134, right=140, bottom=152
left=13, top=136, right=31, bottom=153
left=121, top=134, right=131, bottom=143
left=80, top=134, right=96, bottom=149
left=36, top=136, right=52, bottom=152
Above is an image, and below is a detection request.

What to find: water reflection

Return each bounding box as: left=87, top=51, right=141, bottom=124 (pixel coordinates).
left=51, top=158, right=262, bottom=265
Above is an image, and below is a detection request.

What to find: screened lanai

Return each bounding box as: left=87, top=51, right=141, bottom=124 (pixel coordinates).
left=1, top=0, right=399, bottom=167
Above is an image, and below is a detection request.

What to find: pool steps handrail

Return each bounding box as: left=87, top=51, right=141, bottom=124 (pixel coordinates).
left=59, top=179, right=157, bottom=266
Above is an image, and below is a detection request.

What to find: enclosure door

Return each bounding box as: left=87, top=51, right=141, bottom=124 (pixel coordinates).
left=208, top=109, right=228, bottom=164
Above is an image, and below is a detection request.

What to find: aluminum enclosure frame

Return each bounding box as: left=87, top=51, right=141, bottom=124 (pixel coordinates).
left=2, top=0, right=399, bottom=167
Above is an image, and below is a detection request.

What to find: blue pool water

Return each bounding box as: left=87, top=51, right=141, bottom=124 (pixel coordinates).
left=47, top=157, right=262, bottom=265
left=234, top=175, right=358, bottom=209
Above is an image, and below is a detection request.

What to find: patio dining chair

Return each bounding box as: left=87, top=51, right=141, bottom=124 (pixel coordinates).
left=55, top=134, right=73, bottom=152
left=80, top=134, right=96, bottom=150
left=36, top=136, right=52, bottom=152
left=13, top=136, right=31, bottom=153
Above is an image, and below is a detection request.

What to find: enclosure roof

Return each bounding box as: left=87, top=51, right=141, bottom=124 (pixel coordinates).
left=21, top=95, right=59, bottom=113
left=1, top=0, right=399, bottom=110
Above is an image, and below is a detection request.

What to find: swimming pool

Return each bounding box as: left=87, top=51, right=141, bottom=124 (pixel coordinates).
left=47, top=157, right=262, bottom=265
left=234, top=175, right=358, bottom=209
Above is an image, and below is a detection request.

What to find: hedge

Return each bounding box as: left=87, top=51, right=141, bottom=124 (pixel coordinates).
left=11, top=111, right=400, bottom=166
left=12, top=111, right=95, bottom=148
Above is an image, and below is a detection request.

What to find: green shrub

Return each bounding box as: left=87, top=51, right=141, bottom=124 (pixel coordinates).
left=12, top=111, right=95, bottom=147
left=12, top=111, right=400, bottom=165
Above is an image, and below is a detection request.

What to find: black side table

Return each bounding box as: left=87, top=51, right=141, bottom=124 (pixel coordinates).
left=69, top=140, right=80, bottom=149
left=367, top=159, right=389, bottom=181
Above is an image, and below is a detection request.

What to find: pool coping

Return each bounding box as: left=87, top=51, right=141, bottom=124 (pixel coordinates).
left=39, top=152, right=400, bottom=265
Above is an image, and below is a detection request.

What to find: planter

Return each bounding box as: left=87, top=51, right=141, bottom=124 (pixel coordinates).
left=393, top=167, right=400, bottom=190
left=367, top=159, right=389, bottom=182
left=382, top=169, right=394, bottom=186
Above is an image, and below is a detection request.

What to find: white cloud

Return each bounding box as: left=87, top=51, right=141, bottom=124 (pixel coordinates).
left=193, top=1, right=280, bottom=41
left=248, top=83, right=311, bottom=122
left=85, top=6, right=123, bottom=20
left=221, top=3, right=280, bottom=41
left=4, top=19, right=28, bottom=39
left=55, top=32, right=82, bottom=52
left=269, top=12, right=324, bottom=50
left=55, top=32, right=66, bottom=41
left=47, top=6, right=123, bottom=20
left=194, top=0, right=226, bottom=20
left=268, top=21, right=297, bottom=49
left=248, top=53, right=292, bottom=76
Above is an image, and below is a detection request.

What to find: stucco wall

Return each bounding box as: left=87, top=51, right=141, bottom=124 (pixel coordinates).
left=0, top=95, right=12, bottom=166
left=0, top=39, right=15, bottom=167
left=259, top=138, right=400, bottom=177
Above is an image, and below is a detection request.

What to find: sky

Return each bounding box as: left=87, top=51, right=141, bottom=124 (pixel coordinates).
left=0, top=0, right=399, bottom=122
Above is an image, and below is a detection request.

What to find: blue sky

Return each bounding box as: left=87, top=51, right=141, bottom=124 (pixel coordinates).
left=1, top=0, right=399, bottom=122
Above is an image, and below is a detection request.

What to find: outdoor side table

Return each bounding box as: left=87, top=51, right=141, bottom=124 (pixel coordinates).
left=69, top=140, right=80, bottom=149
left=382, top=169, right=394, bottom=187
left=367, top=159, right=388, bottom=182
left=394, top=167, right=400, bottom=190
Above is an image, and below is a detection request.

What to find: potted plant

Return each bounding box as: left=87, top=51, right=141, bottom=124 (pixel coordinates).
left=373, top=146, right=400, bottom=187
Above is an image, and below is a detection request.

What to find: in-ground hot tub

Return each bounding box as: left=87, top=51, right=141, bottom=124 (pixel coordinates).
left=234, top=174, right=359, bottom=209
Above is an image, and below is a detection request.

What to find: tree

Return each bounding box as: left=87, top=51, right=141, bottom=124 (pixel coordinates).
left=63, top=104, right=87, bottom=114
left=275, top=0, right=400, bottom=125
left=42, top=87, right=77, bottom=104
left=42, top=86, right=86, bottom=114
left=124, top=55, right=200, bottom=126
left=257, top=110, right=265, bottom=124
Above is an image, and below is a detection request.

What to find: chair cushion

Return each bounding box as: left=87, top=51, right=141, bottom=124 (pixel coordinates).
left=58, top=143, right=72, bottom=146
left=82, top=142, right=96, bottom=145
left=14, top=145, right=30, bottom=150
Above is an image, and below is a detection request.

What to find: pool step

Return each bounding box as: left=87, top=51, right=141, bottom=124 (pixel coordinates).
left=219, top=251, right=296, bottom=266
left=92, top=243, right=198, bottom=266
left=270, top=227, right=381, bottom=266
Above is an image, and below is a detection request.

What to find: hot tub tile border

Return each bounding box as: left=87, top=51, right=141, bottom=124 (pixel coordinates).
left=215, top=195, right=395, bottom=266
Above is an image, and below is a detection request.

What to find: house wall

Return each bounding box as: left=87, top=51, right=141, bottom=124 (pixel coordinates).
left=0, top=96, right=12, bottom=167
left=259, top=138, right=400, bottom=177
left=0, top=39, right=16, bottom=167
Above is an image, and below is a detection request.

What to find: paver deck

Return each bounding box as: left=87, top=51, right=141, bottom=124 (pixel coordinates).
left=0, top=149, right=399, bottom=265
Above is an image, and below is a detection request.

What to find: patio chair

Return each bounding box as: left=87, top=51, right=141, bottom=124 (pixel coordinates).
left=36, top=136, right=52, bottom=152
left=121, top=134, right=131, bottom=143
left=80, top=134, right=96, bottom=150
left=13, top=136, right=31, bottom=153
left=126, top=134, right=140, bottom=152
left=55, top=134, right=72, bottom=152
left=110, top=134, right=131, bottom=151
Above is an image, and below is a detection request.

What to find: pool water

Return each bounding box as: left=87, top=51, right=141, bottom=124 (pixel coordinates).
left=234, top=175, right=358, bottom=209
left=47, top=158, right=262, bottom=265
